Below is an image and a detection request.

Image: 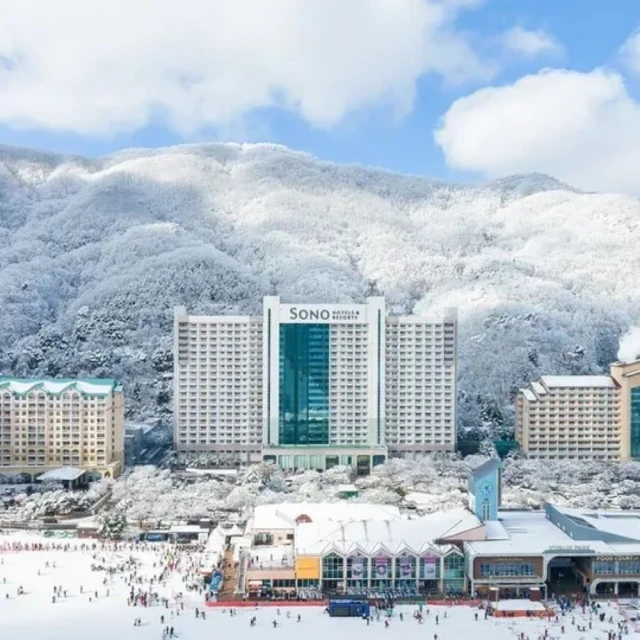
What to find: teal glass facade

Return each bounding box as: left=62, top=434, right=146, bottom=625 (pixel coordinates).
left=631, top=387, right=640, bottom=458
left=279, top=324, right=330, bottom=445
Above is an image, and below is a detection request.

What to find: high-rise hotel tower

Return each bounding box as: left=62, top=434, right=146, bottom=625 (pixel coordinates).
left=174, top=297, right=457, bottom=473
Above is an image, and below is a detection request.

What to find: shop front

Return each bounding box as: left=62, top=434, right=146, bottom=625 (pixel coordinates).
left=419, top=553, right=440, bottom=593
left=470, top=555, right=545, bottom=599
left=583, top=556, right=640, bottom=596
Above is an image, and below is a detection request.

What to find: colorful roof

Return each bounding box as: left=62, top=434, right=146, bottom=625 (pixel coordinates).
left=0, top=377, right=120, bottom=397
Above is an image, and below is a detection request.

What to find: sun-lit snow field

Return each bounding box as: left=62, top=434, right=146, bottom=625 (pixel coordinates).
left=0, top=533, right=639, bottom=639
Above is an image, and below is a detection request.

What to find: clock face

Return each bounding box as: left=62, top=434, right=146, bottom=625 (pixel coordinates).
left=481, top=481, right=494, bottom=497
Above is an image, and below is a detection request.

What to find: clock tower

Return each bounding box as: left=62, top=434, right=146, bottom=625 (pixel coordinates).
left=467, top=458, right=501, bottom=522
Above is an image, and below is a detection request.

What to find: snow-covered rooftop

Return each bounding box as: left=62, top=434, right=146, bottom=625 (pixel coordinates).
left=249, top=503, right=401, bottom=531
left=541, top=375, right=615, bottom=388
left=466, top=508, right=640, bottom=557
left=295, top=507, right=481, bottom=556
left=466, top=511, right=576, bottom=556
left=37, top=467, right=86, bottom=482
left=0, top=378, right=120, bottom=397
left=550, top=504, right=640, bottom=542
left=531, top=382, right=546, bottom=395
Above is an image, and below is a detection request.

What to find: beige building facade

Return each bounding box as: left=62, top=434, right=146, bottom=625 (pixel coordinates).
left=0, top=378, right=125, bottom=478
left=516, top=360, right=640, bottom=461
left=173, top=297, right=457, bottom=469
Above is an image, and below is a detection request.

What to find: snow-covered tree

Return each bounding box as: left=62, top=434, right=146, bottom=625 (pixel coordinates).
left=0, top=143, right=637, bottom=432
left=98, top=512, right=127, bottom=539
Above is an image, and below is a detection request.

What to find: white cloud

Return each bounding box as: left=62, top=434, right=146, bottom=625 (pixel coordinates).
left=434, top=68, right=640, bottom=194
left=502, top=27, right=561, bottom=57
left=0, top=0, right=493, bottom=136
left=620, top=30, right=640, bottom=75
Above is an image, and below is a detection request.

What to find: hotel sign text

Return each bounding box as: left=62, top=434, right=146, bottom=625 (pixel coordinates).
left=281, top=304, right=366, bottom=324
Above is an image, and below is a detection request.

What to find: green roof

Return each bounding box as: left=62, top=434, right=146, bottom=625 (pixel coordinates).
left=0, top=377, right=120, bottom=397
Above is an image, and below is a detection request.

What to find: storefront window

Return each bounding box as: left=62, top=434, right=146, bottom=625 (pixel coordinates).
left=420, top=554, right=441, bottom=581
left=619, top=561, right=640, bottom=575
left=356, top=455, right=371, bottom=476
left=593, top=561, right=616, bottom=575
left=346, top=556, right=369, bottom=587
left=593, top=560, right=640, bottom=575
left=273, top=579, right=296, bottom=588
left=297, top=579, right=320, bottom=588
left=322, top=553, right=344, bottom=590
left=395, top=554, right=417, bottom=588
left=443, top=552, right=465, bottom=595
left=479, top=562, right=535, bottom=577
left=278, top=455, right=294, bottom=470
left=370, top=556, right=393, bottom=588
left=325, top=455, right=339, bottom=470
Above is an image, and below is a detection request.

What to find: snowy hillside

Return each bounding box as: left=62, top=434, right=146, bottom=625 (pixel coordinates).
left=0, top=142, right=639, bottom=437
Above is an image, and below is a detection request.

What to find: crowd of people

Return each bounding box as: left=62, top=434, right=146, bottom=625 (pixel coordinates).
left=0, top=535, right=637, bottom=639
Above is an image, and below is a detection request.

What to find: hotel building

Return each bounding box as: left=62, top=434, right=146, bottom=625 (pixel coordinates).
left=516, top=359, right=640, bottom=461
left=0, top=378, right=125, bottom=478
left=173, top=296, right=457, bottom=471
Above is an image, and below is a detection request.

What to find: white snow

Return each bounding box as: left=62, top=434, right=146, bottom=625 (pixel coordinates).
left=540, top=375, right=616, bottom=388
left=38, top=467, right=86, bottom=482
left=0, top=532, right=638, bottom=639
left=1, top=142, right=639, bottom=434
left=294, top=507, right=479, bottom=556
left=250, top=503, right=402, bottom=530
left=0, top=378, right=117, bottom=396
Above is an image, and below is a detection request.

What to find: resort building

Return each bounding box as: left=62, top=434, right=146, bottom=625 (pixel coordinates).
left=0, top=378, right=124, bottom=478
left=228, top=460, right=640, bottom=601
left=174, top=296, right=457, bottom=471
left=516, top=359, right=640, bottom=461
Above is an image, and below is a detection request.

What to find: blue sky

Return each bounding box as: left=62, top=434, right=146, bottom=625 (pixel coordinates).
left=1, top=1, right=639, bottom=192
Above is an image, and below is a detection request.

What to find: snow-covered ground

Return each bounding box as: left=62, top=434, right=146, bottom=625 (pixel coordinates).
left=0, top=533, right=638, bottom=639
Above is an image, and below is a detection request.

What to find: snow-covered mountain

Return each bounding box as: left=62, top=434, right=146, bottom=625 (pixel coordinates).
left=1, top=142, right=639, bottom=437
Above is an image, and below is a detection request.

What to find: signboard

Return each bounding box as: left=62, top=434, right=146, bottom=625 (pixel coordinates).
left=351, top=558, right=364, bottom=578
left=399, top=557, right=412, bottom=578
left=423, top=555, right=438, bottom=579
left=596, top=556, right=640, bottom=562
left=295, top=557, right=320, bottom=580
left=375, top=557, right=389, bottom=579
left=280, top=304, right=366, bottom=324
left=545, top=545, right=594, bottom=554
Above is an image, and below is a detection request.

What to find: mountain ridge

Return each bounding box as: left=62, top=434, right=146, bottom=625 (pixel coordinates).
left=0, top=142, right=638, bottom=438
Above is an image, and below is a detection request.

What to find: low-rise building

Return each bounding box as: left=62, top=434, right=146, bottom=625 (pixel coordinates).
left=0, top=377, right=124, bottom=478
left=230, top=461, right=640, bottom=600
left=516, top=359, right=640, bottom=461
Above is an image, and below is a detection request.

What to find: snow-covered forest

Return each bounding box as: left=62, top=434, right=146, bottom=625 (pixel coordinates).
left=0, top=143, right=639, bottom=438
left=3, top=455, right=640, bottom=524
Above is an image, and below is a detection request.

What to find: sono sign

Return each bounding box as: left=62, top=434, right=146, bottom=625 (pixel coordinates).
left=281, top=304, right=365, bottom=324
